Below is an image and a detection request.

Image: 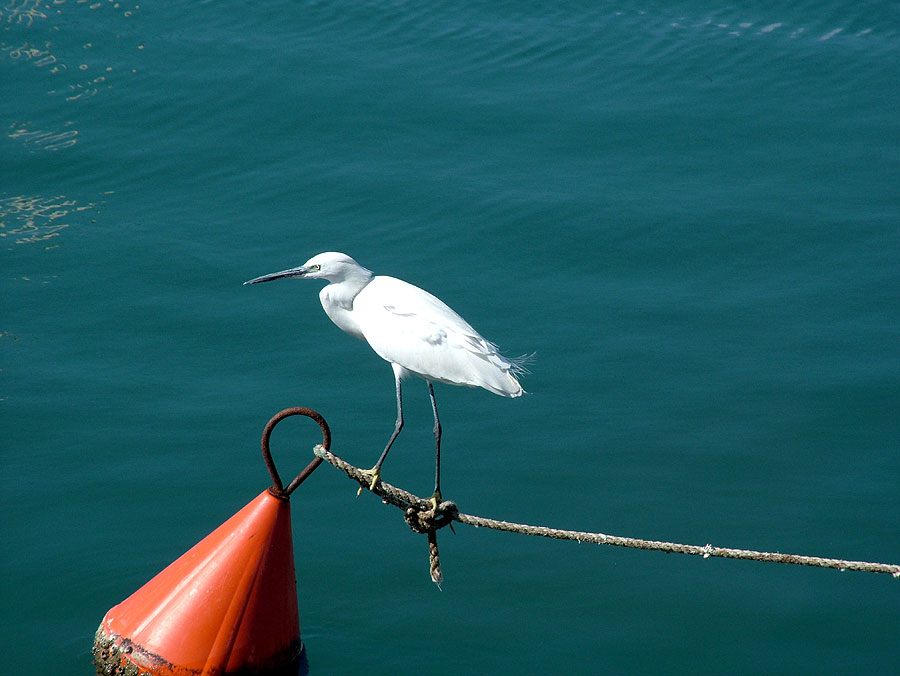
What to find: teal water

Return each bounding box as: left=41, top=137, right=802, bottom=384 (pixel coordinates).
left=2, top=1, right=899, bottom=673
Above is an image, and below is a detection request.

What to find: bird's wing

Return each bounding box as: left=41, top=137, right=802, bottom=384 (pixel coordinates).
left=352, top=276, right=524, bottom=396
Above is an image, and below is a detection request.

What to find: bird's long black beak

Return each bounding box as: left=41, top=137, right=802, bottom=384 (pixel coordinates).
left=243, top=266, right=308, bottom=285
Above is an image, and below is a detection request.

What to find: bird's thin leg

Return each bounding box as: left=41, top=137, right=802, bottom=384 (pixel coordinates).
left=359, top=366, right=403, bottom=495
left=428, top=381, right=442, bottom=508
left=376, top=370, right=404, bottom=470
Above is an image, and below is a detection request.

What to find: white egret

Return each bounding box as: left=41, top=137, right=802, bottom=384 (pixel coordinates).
left=244, top=252, right=529, bottom=505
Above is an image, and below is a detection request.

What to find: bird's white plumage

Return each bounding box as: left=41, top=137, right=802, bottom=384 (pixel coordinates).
left=244, top=251, right=528, bottom=500
left=352, top=275, right=524, bottom=396
left=245, top=252, right=526, bottom=395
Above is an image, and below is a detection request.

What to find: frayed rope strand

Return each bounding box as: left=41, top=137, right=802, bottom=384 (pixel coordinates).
left=312, top=445, right=900, bottom=578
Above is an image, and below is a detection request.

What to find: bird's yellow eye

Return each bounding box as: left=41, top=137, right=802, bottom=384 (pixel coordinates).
left=308, top=264, right=320, bottom=272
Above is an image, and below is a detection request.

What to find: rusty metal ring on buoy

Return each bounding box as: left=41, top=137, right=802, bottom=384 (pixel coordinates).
left=261, top=406, right=331, bottom=499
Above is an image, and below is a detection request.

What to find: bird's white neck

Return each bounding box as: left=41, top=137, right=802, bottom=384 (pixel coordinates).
left=318, top=268, right=373, bottom=341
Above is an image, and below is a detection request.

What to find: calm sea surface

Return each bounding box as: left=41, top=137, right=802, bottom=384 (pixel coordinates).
left=2, top=1, right=899, bottom=674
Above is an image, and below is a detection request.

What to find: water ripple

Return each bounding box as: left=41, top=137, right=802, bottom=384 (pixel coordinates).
left=0, top=193, right=103, bottom=245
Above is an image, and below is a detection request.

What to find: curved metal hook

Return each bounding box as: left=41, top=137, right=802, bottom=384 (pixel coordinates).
left=261, top=406, right=331, bottom=499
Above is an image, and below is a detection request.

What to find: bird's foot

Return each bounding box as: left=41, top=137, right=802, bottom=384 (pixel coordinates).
left=428, top=490, right=455, bottom=533
left=356, top=466, right=382, bottom=496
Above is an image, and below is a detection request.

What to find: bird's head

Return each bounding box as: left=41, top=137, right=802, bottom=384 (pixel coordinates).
left=244, top=252, right=372, bottom=285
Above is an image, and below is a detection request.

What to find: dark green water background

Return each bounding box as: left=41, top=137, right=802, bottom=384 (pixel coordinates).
left=3, top=1, right=898, bottom=673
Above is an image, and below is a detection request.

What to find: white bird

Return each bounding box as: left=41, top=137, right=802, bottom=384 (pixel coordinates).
left=244, top=252, right=529, bottom=505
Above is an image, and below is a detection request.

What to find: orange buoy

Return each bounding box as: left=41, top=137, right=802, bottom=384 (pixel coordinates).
left=93, top=407, right=330, bottom=676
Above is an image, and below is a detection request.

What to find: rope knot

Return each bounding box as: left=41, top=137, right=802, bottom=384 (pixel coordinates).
left=404, top=500, right=458, bottom=534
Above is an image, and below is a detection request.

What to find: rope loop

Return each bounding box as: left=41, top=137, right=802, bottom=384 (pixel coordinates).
left=403, top=501, right=459, bottom=534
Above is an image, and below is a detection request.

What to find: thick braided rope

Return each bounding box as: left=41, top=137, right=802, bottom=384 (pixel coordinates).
left=313, top=446, right=900, bottom=578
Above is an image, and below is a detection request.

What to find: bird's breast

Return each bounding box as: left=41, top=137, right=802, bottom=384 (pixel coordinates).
left=319, top=287, right=367, bottom=341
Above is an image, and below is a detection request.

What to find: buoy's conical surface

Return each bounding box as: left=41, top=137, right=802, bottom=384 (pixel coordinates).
left=94, top=489, right=301, bottom=676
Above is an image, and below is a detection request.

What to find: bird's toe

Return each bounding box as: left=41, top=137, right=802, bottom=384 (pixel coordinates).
left=356, top=466, right=382, bottom=496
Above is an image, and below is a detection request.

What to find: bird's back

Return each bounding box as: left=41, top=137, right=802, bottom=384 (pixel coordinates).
left=353, top=276, right=525, bottom=397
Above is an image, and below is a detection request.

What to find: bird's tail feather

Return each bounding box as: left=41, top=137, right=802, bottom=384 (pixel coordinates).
left=508, top=352, right=536, bottom=377
left=472, top=350, right=533, bottom=397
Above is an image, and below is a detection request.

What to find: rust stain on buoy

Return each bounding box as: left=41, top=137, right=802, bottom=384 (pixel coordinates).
left=93, top=407, right=330, bottom=676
